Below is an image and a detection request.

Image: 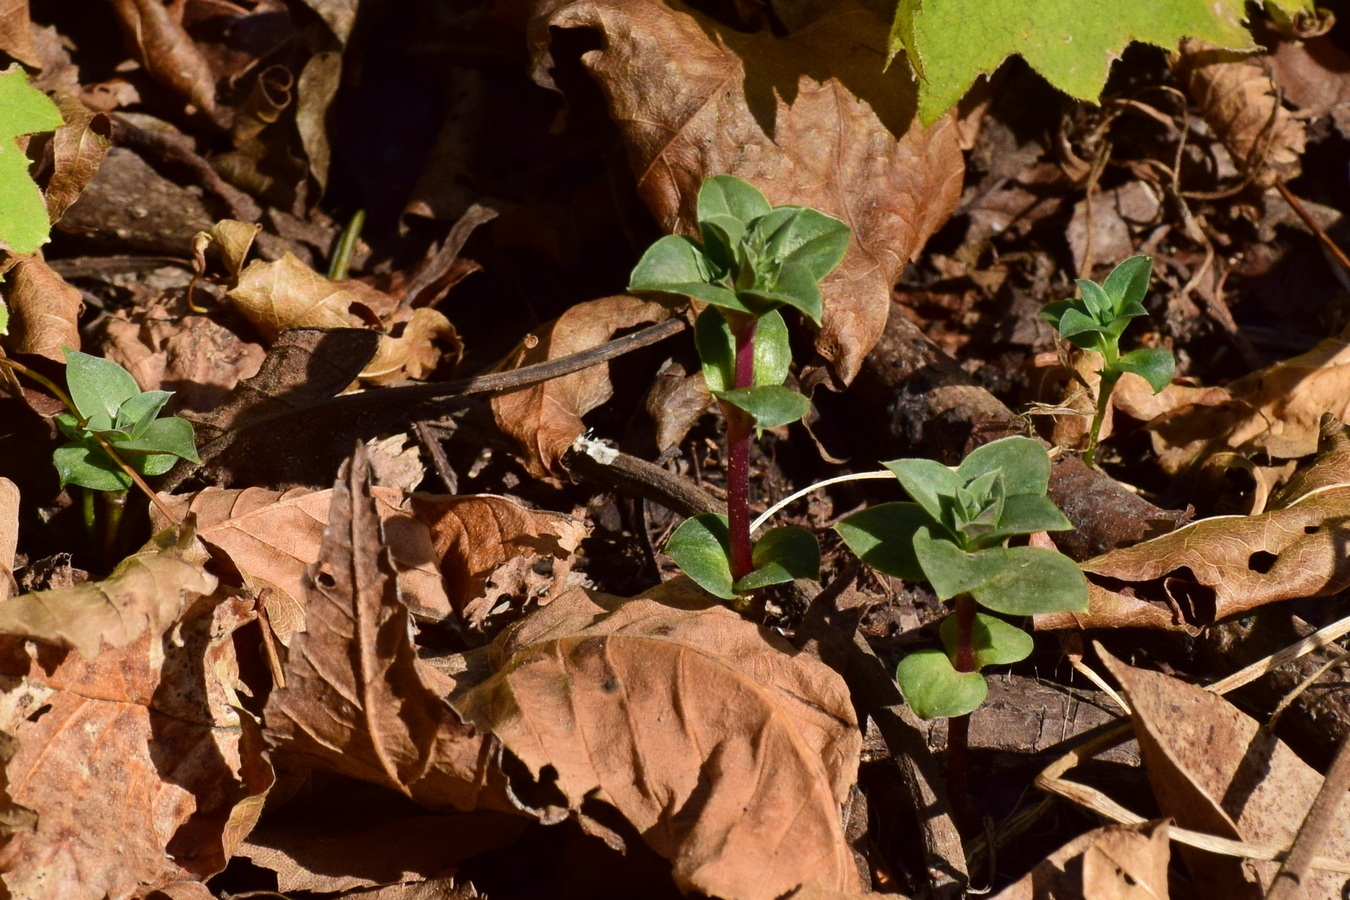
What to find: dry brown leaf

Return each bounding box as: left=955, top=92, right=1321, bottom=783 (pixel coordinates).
left=989, top=820, right=1171, bottom=900
left=45, top=93, right=112, bottom=225
left=490, top=294, right=668, bottom=476
left=529, top=0, right=964, bottom=386
left=360, top=307, right=461, bottom=385
left=1, top=255, right=82, bottom=361
left=647, top=359, right=712, bottom=454
left=454, top=580, right=862, bottom=900
left=1140, top=324, right=1350, bottom=475
left=0, top=529, right=218, bottom=659
left=155, top=484, right=452, bottom=628
left=411, top=493, right=587, bottom=626
left=1038, top=484, right=1350, bottom=632
left=0, top=547, right=269, bottom=899
left=0, top=477, right=16, bottom=602
left=1176, top=39, right=1305, bottom=187
left=109, top=0, right=222, bottom=125
left=1269, top=30, right=1350, bottom=138
left=261, top=446, right=504, bottom=812
left=295, top=51, right=343, bottom=191
left=1100, top=648, right=1350, bottom=897
left=0, top=0, right=40, bottom=68
left=210, top=218, right=262, bottom=278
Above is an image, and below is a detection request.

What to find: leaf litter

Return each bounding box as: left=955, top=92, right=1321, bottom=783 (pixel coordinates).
left=4, top=0, right=1350, bottom=897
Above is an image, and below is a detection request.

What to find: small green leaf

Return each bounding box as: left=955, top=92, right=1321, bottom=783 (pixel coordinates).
left=628, top=235, right=749, bottom=312
left=957, top=436, right=1051, bottom=497
left=666, top=514, right=736, bottom=600
left=760, top=207, right=850, bottom=282
left=0, top=65, right=63, bottom=254
left=1114, top=347, right=1175, bottom=394
left=834, top=502, right=932, bottom=582
left=1102, top=255, right=1152, bottom=311
left=972, top=494, right=1072, bottom=548
left=109, top=416, right=200, bottom=462
left=739, top=261, right=823, bottom=323
left=53, top=441, right=132, bottom=491
left=698, top=175, right=772, bottom=227
left=883, top=458, right=962, bottom=534
left=940, top=612, right=1034, bottom=669
left=913, top=531, right=1088, bottom=616
left=734, top=525, right=820, bottom=592
left=116, top=390, right=173, bottom=437
left=895, top=648, right=987, bottom=719
left=63, top=348, right=142, bottom=423
left=696, top=308, right=793, bottom=394
left=1077, top=279, right=1113, bottom=323
left=717, top=384, right=810, bottom=430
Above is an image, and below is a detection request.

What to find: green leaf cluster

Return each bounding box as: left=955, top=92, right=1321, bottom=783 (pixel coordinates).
left=0, top=64, right=63, bottom=255
left=54, top=349, right=201, bottom=492
left=1040, top=256, right=1174, bottom=393
left=666, top=514, right=820, bottom=600
left=835, top=436, right=1088, bottom=718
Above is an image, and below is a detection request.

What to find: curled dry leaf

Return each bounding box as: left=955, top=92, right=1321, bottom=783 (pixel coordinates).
left=530, top=0, right=964, bottom=386
left=0, top=0, right=40, bottom=68
left=109, top=0, right=222, bottom=125
left=262, top=446, right=505, bottom=812
left=1, top=255, right=81, bottom=360
left=1100, top=647, right=1350, bottom=897
left=155, top=484, right=453, bottom=629
left=1137, top=323, right=1350, bottom=475
left=454, top=581, right=862, bottom=900
left=490, top=294, right=668, bottom=477
left=45, top=93, right=112, bottom=225
left=411, top=493, right=587, bottom=626
left=1038, top=484, right=1350, bottom=632
left=989, top=820, right=1171, bottom=900
left=1176, top=39, right=1305, bottom=187
left=360, top=307, right=461, bottom=385
left=0, top=532, right=269, bottom=899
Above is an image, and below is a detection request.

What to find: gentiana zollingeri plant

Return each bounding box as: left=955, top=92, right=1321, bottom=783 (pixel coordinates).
left=833, top=436, right=1089, bottom=813
left=1039, top=255, right=1175, bottom=468
left=0, top=346, right=198, bottom=556
left=627, top=175, right=850, bottom=607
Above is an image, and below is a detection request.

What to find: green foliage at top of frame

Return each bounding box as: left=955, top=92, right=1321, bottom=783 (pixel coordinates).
left=891, top=0, right=1316, bottom=125
left=54, top=349, right=201, bottom=492
left=0, top=65, right=62, bottom=255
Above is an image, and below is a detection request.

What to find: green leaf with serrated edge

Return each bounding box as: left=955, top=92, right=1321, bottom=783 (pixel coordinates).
left=53, top=441, right=132, bottom=491
left=116, top=390, right=173, bottom=436
left=107, top=416, right=199, bottom=462
left=696, top=308, right=792, bottom=394
left=0, top=65, right=63, bottom=254
left=63, top=348, right=141, bottom=423
left=717, top=384, right=810, bottom=430
left=939, top=612, right=1034, bottom=669
left=740, top=261, right=823, bottom=323
left=698, top=175, right=771, bottom=227
left=1103, top=255, right=1152, bottom=310
left=734, top=525, right=820, bottom=592
left=760, top=208, right=850, bottom=281
left=884, top=458, right=962, bottom=535
left=970, top=495, right=1072, bottom=549
left=1115, top=347, right=1175, bottom=394
left=666, top=514, right=737, bottom=600
left=892, top=0, right=1254, bottom=125
left=895, top=648, right=987, bottom=719
left=957, top=436, right=1051, bottom=497
left=834, top=502, right=931, bottom=581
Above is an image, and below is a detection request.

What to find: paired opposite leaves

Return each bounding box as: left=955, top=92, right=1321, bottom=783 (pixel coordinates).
left=666, top=514, right=819, bottom=600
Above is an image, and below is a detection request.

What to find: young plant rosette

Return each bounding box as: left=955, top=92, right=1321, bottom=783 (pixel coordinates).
left=54, top=348, right=200, bottom=491
left=1040, top=255, right=1175, bottom=467
left=628, top=175, right=850, bottom=603
left=835, top=436, right=1088, bottom=718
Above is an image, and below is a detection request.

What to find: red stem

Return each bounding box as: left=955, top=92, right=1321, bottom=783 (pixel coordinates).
left=724, top=315, right=757, bottom=583
left=947, top=594, right=977, bottom=831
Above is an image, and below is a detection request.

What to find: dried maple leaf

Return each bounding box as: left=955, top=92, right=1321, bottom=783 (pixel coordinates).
left=490, top=294, right=668, bottom=477
left=454, top=581, right=862, bottom=900
left=528, top=0, right=964, bottom=385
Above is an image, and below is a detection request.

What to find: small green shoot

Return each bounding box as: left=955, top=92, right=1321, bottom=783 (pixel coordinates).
left=835, top=436, right=1088, bottom=719
left=54, top=348, right=200, bottom=492
left=629, top=175, right=850, bottom=604
left=1040, top=256, right=1174, bottom=468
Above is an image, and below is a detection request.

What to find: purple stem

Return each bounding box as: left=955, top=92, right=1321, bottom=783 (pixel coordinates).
left=947, top=594, right=977, bottom=831
left=724, top=315, right=758, bottom=583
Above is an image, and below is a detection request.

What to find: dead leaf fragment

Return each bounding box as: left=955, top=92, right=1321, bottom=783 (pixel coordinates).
left=109, top=0, right=222, bottom=124
left=1, top=255, right=82, bottom=361
left=360, top=307, right=461, bottom=385
left=0, top=478, right=16, bottom=602
left=0, top=0, right=40, bottom=67
left=490, top=294, right=667, bottom=477
left=454, top=581, right=862, bottom=900
left=990, top=820, right=1171, bottom=900
left=530, top=0, right=963, bottom=386
left=45, top=93, right=112, bottom=224
left=1101, top=648, right=1350, bottom=897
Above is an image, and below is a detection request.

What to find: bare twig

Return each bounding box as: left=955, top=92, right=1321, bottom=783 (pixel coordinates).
left=1275, top=180, right=1350, bottom=277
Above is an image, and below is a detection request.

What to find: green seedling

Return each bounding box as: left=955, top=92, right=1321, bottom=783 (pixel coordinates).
left=54, top=348, right=200, bottom=492
left=1040, top=255, right=1174, bottom=467
left=629, top=175, right=850, bottom=605
left=835, top=436, right=1088, bottom=719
